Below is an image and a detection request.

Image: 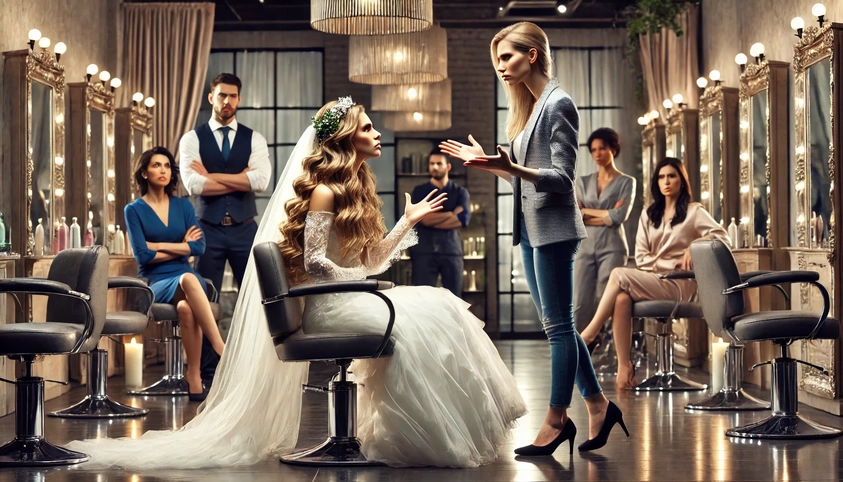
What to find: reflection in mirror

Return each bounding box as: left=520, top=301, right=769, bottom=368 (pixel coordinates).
left=132, top=129, right=145, bottom=199
left=89, top=109, right=106, bottom=245
left=808, top=59, right=832, bottom=248
left=674, top=131, right=683, bottom=161
left=30, top=81, right=53, bottom=254
left=710, top=113, right=722, bottom=223
left=751, top=92, right=769, bottom=245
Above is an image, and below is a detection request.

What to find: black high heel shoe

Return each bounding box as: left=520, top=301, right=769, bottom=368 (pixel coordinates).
left=578, top=401, right=629, bottom=452
left=514, top=419, right=577, bottom=456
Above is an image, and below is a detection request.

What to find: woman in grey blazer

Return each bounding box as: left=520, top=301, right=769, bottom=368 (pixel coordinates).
left=441, top=22, right=626, bottom=456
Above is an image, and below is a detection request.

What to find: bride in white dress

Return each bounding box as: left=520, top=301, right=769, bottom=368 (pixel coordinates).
left=66, top=97, right=527, bottom=469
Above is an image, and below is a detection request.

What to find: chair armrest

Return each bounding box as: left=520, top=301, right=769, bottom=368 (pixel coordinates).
left=286, top=279, right=394, bottom=298
left=660, top=270, right=695, bottom=280
left=726, top=270, right=818, bottom=293
left=108, top=276, right=155, bottom=316
left=0, top=278, right=89, bottom=300
left=203, top=278, right=219, bottom=303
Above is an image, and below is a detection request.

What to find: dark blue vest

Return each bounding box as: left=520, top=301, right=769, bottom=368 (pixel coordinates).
left=194, top=122, right=257, bottom=224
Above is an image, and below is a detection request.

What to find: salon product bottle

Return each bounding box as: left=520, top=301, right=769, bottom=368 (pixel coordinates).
left=469, top=270, right=477, bottom=291
left=58, top=217, right=69, bottom=252
left=35, top=218, right=45, bottom=255
left=0, top=213, right=5, bottom=252
left=113, top=225, right=125, bottom=255
left=727, top=218, right=738, bottom=250
left=70, top=217, right=81, bottom=248
left=84, top=222, right=94, bottom=247
left=817, top=214, right=824, bottom=247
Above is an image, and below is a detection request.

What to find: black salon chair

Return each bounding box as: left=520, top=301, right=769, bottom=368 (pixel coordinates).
left=0, top=246, right=108, bottom=466
left=127, top=277, right=219, bottom=396
left=49, top=276, right=153, bottom=418
left=253, top=241, right=395, bottom=466
left=691, top=238, right=842, bottom=439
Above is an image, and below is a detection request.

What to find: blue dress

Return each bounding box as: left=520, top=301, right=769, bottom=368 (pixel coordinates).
left=124, top=196, right=207, bottom=303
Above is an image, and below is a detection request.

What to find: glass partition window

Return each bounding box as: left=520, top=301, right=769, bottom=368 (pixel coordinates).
left=808, top=59, right=832, bottom=247
left=30, top=81, right=54, bottom=254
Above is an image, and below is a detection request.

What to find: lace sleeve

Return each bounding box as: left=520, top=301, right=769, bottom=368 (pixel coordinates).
left=363, top=215, right=418, bottom=276
left=303, top=211, right=369, bottom=281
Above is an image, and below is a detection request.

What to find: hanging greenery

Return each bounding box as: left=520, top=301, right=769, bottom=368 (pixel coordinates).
left=625, top=0, right=699, bottom=47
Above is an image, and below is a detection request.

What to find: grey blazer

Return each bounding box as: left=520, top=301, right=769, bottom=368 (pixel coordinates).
left=511, top=78, right=588, bottom=247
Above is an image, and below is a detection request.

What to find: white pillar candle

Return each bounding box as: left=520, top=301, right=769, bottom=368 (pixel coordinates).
left=125, top=337, right=143, bottom=387
left=711, top=338, right=729, bottom=394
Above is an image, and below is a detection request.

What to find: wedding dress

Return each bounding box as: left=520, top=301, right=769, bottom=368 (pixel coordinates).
left=66, top=126, right=527, bottom=469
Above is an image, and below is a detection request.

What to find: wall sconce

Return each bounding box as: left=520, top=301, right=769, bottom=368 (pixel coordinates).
left=86, top=64, right=98, bottom=83
left=99, top=70, right=111, bottom=87
left=132, top=92, right=143, bottom=106
left=735, top=53, right=747, bottom=73
left=812, top=3, right=826, bottom=27
left=749, top=43, right=765, bottom=64
left=663, top=98, right=673, bottom=110
left=638, top=115, right=648, bottom=126
left=54, top=42, right=66, bottom=62
left=28, top=29, right=41, bottom=50
left=649, top=110, right=659, bottom=120
left=144, top=97, right=155, bottom=109
left=110, top=78, right=121, bottom=93
left=791, top=16, right=805, bottom=39
left=672, top=93, right=686, bottom=108
left=696, top=77, right=708, bottom=89
left=709, top=69, right=721, bottom=86
left=38, top=37, right=50, bottom=50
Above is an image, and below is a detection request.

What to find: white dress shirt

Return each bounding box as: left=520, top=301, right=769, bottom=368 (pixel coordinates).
left=179, top=117, right=272, bottom=196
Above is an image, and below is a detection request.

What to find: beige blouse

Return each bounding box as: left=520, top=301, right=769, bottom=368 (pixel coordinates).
left=634, top=203, right=730, bottom=273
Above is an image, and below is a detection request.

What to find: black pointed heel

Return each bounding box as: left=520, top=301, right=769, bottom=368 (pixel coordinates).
left=578, top=401, right=629, bottom=452
left=514, top=419, right=577, bottom=456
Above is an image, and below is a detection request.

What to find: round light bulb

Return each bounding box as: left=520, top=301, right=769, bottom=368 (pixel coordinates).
left=812, top=3, right=826, bottom=17
left=750, top=42, right=765, bottom=57
left=86, top=64, right=98, bottom=76
left=649, top=110, right=660, bottom=119
left=791, top=16, right=805, bottom=30
left=735, top=53, right=748, bottom=65
left=38, top=37, right=50, bottom=49
left=54, top=42, right=66, bottom=55
left=709, top=70, right=721, bottom=81
left=663, top=99, right=673, bottom=109
left=672, top=93, right=684, bottom=104
left=132, top=92, right=143, bottom=102
left=28, top=29, right=42, bottom=41
left=394, top=51, right=404, bottom=62
left=406, top=87, right=418, bottom=99
left=144, top=97, right=155, bottom=108
left=412, top=112, right=423, bottom=122
left=557, top=5, right=567, bottom=13
left=99, top=70, right=111, bottom=82
left=696, top=77, right=708, bottom=88
left=110, top=78, right=121, bottom=89
left=638, top=116, right=648, bottom=126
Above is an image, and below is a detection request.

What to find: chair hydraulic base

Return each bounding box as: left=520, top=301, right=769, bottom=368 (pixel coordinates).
left=634, top=326, right=706, bottom=392
left=727, top=355, right=843, bottom=440
left=0, top=362, right=89, bottom=467
left=50, top=349, right=148, bottom=418
left=128, top=334, right=188, bottom=396
left=687, top=343, right=769, bottom=411
left=282, top=360, right=381, bottom=467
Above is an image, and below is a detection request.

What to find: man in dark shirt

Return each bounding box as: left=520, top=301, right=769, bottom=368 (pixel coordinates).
left=410, top=149, right=470, bottom=297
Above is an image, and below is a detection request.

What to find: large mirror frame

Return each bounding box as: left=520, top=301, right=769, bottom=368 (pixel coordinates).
left=68, top=82, right=115, bottom=249
left=665, top=107, right=700, bottom=195
left=641, top=120, right=666, bottom=207
left=2, top=49, right=65, bottom=260
left=738, top=60, right=789, bottom=249
left=699, top=84, right=739, bottom=225
left=114, top=105, right=153, bottom=229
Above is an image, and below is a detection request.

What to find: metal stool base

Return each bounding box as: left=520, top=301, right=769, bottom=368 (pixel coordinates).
left=127, top=375, right=189, bottom=396
left=280, top=437, right=382, bottom=467
left=49, top=396, right=148, bottom=418
left=0, top=437, right=88, bottom=467
left=634, top=372, right=707, bottom=391
left=686, top=389, right=769, bottom=411
left=726, top=414, right=843, bottom=440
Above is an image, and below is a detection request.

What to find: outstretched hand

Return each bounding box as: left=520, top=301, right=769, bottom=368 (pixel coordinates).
left=405, top=189, right=448, bottom=225
left=439, top=134, right=488, bottom=163
left=466, top=145, right=513, bottom=172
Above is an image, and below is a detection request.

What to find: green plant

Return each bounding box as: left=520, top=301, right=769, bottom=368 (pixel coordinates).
left=625, top=0, right=698, bottom=46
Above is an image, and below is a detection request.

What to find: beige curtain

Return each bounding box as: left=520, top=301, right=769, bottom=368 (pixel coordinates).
left=122, top=2, right=215, bottom=154
left=638, top=5, right=700, bottom=117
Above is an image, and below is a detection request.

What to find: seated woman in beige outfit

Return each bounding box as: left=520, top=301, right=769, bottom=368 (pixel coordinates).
left=579, top=157, right=730, bottom=390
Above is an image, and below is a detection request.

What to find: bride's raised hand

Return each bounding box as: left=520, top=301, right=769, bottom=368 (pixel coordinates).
left=439, top=134, right=487, bottom=163
left=404, top=189, right=448, bottom=225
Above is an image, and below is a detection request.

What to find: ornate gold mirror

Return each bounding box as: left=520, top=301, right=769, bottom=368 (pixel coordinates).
left=699, top=83, right=739, bottom=225
left=114, top=103, right=153, bottom=228
left=68, top=81, right=115, bottom=248
left=2, top=48, right=65, bottom=257
left=665, top=105, right=700, bottom=194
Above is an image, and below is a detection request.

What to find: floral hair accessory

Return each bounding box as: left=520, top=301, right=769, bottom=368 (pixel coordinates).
left=312, top=96, right=356, bottom=142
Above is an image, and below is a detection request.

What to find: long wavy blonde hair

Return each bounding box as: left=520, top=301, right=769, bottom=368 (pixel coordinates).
left=491, top=22, right=553, bottom=141
left=278, top=101, right=385, bottom=284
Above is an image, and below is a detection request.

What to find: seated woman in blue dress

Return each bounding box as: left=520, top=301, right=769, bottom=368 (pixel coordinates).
left=124, top=146, right=225, bottom=401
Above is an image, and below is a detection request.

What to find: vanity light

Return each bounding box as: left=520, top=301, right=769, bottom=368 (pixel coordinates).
left=672, top=93, right=684, bottom=106
left=700, top=164, right=709, bottom=173
left=709, top=69, right=721, bottom=82
left=696, top=77, right=708, bottom=89
left=749, top=43, right=765, bottom=63
left=86, top=64, right=98, bottom=83
left=55, top=156, right=63, bottom=166
left=54, top=42, right=66, bottom=62
left=144, top=97, right=155, bottom=108
left=99, top=70, right=111, bottom=87
left=107, top=193, right=115, bottom=202
left=38, top=37, right=50, bottom=49
left=649, top=110, right=659, bottom=120
left=638, top=116, right=648, bottom=126
left=812, top=3, right=826, bottom=27
left=663, top=99, right=673, bottom=110
left=55, top=188, right=64, bottom=198
left=28, top=29, right=42, bottom=49
left=110, top=77, right=121, bottom=92
left=735, top=53, right=748, bottom=73
left=791, top=17, right=805, bottom=38
left=701, top=191, right=710, bottom=200
left=412, top=112, right=423, bottom=122
left=132, top=92, right=144, bottom=106
left=795, top=181, right=805, bottom=192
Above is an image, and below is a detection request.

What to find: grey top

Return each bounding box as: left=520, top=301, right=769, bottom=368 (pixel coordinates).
left=575, top=173, right=636, bottom=257
left=510, top=78, right=588, bottom=247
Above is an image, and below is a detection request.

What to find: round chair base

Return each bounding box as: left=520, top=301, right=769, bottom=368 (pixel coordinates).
left=280, top=437, right=383, bottom=467
left=48, top=396, right=149, bottom=418
left=686, top=389, right=769, bottom=411
left=0, top=437, right=88, bottom=467
left=127, top=375, right=189, bottom=396
left=634, top=372, right=707, bottom=392
left=726, top=414, right=843, bottom=440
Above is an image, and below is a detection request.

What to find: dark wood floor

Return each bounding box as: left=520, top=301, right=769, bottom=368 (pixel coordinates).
left=1, top=340, right=842, bottom=481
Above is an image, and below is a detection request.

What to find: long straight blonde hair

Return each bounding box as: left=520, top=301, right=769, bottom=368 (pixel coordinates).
left=491, top=22, right=553, bottom=142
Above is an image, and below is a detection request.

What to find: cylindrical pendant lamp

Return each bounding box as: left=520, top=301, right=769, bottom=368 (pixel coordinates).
left=311, top=0, right=433, bottom=36
left=383, top=111, right=451, bottom=132
left=371, top=79, right=451, bottom=112
left=349, top=25, right=447, bottom=85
